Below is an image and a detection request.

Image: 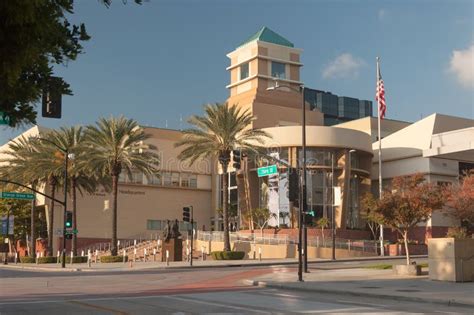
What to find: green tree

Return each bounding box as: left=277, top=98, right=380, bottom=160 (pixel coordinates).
left=360, top=192, right=382, bottom=241
left=316, top=217, right=329, bottom=244
left=0, top=0, right=142, bottom=127
left=175, top=103, right=270, bottom=251
left=374, top=174, right=444, bottom=265
left=245, top=208, right=276, bottom=237
left=83, top=117, right=159, bottom=256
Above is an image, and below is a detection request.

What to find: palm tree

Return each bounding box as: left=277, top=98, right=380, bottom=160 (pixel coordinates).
left=0, top=136, right=41, bottom=256
left=175, top=103, right=270, bottom=251
left=83, top=117, right=160, bottom=256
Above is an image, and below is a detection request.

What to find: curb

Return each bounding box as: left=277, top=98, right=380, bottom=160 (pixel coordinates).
left=0, top=255, right=428, bottom=273
left=243, top=279, right=474, bottom=308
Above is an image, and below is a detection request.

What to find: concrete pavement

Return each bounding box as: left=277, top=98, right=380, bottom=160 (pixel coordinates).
left=246, top=267, right=474, bottom=308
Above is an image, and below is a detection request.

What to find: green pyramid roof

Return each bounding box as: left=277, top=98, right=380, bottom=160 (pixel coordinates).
left=238, top=27, right=294, bottom=48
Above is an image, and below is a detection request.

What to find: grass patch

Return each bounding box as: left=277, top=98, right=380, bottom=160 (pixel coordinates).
left=364, top=263, right=393, bottom=270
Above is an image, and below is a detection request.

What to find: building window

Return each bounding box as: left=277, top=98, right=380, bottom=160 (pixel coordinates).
left=240, top=62, right=249, bottom=80
left=181, top=173, right=198, bottom=188
left=163, top=172, right=172, bottom=186
left=146, top=220, right=162, bottom=230
left=118, top=170, right=143, bottom=184
left=271, top=61, right=286, bottom=79
left=149, top=172, right=161, bottom=185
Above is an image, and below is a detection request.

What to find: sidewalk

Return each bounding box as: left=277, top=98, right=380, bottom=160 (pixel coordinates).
left=0, top=255, right=427, bottom=272
left=246, top=267, right=474, bottom=308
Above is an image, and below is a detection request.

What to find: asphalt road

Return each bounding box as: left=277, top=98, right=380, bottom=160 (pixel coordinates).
left=0, top=261, right=470, bottom=314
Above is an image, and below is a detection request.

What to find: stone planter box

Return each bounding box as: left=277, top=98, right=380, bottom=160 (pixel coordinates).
left=387, top=244, right=427, bottom=256
left=393, top=264, right=422, bottom=276
left=428, top=238, right=474, bottom=282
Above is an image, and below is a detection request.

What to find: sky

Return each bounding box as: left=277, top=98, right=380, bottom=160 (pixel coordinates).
left=1, top=0, right=473, bottom=144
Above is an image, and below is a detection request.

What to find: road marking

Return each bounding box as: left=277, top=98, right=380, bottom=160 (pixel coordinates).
left=336, top=299, right=390, bottom=308
left=297, top=307, right=371, bottom=313
left=161, top=295, right=272, bottom=314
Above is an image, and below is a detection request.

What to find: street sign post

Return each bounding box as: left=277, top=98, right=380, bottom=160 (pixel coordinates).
left=257, top=165, right=278, bottom=177
left=1, top=192, right=35, bottom=200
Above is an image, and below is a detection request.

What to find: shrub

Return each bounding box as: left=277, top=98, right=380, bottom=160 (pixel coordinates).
left=59, top=256, right=88, bottom=264
left=20, top=256, right=36, bottom=263
left=37, top=256, right=57, bottom=264
left=210, top=251, right=245, bottom=260
left=100, top=255, right=128, bottom=263
left=446, top=227, right=468, bottom=239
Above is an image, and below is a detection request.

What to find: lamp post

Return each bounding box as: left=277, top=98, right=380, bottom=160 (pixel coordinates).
left=348, top=149, right=356, bottom=229
left=3, top=202, right=12, bottom=265
left=33, top=137, right=70, bottom=268
left=331, top=151, right=336, bottom=261
left=267, top=81, right=307, bottom=281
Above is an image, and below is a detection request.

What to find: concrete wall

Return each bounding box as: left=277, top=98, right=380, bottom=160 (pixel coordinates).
left=428, top=238, right=474, bottom=282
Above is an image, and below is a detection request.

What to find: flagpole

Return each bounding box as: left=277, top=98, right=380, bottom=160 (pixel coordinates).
left=376, top=57, right=384, bottom=257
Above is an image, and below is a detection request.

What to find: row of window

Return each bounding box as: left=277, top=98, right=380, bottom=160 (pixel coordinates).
left=119, top=171, right=198, bottom=188
left=146, top=220, right=196, bottom=231
left=239, top=61, right=286, bottom=80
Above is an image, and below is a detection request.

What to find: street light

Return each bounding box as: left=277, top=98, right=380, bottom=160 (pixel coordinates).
left=3, top=202, right=12, bottom=265
left=267, top=80, right=307, bottom=281
left=32, top=137, right=71, bottom=268
left=348, top=149, right=356, bottom=229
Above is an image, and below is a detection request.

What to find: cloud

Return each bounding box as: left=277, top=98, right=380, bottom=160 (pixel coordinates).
left=378, top=9, right=386, bottom=20
left=449, top=44, right=474, bottom=89
left=322, top=53, right=365, bottom=79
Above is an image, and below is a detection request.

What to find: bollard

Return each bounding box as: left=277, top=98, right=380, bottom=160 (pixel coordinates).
left=201, top=246, right=205, bottom=261
left=258, top=247, right=262, bottom=261
left=36, top=252, right=39, bottom=264
left=166, top=250, right=169, bottom=266
left=133, top=248, right=137, bottom=262
left=134, top=239, right=137, bottom=247
left=15, top=252, right=18, bottom=264
left=57, top=251, right=60, bottom=264
left=186, top=246, right=190, bottom=261
left=153, top=248, right=157, bottom=262
left=348, top=240, right=351, bottom=251
left=316, top=236, right=319, bottom=248
left=70, top=251, right=74, bottom=265
left=144, top=248, right=147, bottom=262
left=81, top=250, right=84, bottom=257
left=95, top=250, right=98, bottom=263
left=87, top=252, right=92, bottom=267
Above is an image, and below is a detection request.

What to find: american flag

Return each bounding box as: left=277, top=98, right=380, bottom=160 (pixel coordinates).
left=376, top=62, right=386, bottom=119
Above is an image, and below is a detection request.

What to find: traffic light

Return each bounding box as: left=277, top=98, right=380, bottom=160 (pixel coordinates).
left=289, top=168, right=299, bottom=202
left=183, top=207, right=191, bottom=222
left=42, top=77, right=62, bottom=119
left=65, top=233, right=73, bottom=240
left=232, top=149, right=241, bottom=170
left=65, top=211, right=73, bottom=228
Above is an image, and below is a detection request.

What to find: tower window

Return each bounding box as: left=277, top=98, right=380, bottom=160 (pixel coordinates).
left=271, top=61, right=286, bottom=79
left=240, top=62, right=249, bottom=80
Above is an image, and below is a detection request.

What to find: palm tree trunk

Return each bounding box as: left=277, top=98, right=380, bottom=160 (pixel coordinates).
left=71, top=177, right=77, bottom=256
left=30, top=181, right=37, bottom=257
left=111, top=174, right=119, bottom=256
left=47, top=179, right=56, bottom=256
left=221, top=161, right=231, bottom=251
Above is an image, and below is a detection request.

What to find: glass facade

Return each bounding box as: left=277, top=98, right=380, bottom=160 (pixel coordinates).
left=240, top=62, right=249, bottom=80
left=120, top=170, right=198, bottom=189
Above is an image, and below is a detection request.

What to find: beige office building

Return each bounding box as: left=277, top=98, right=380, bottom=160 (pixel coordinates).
left=1, top=27, right=472, bottom=252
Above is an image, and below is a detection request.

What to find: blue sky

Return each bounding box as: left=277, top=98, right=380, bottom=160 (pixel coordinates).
left=1, top=0, right=473, bottom=144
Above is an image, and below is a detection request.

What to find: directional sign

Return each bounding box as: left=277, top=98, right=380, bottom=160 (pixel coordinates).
left=0, top=112, right=9, bottom=125
left=257, top=165, right=278, bottom=177
left=1, top=192, right=35, bottom=200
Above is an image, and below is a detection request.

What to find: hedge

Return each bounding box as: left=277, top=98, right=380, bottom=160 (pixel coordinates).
left=19, top=256, right=36, bottom=263
left=100, top=255, right=128, bottom=263
left=59, top=256, right=88, bottom=264
left=37, top=256, right=57, bottom=264
left=210, top=251, right=245, bottom=260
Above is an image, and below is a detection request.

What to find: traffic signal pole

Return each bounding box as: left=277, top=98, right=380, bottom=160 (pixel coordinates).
left=61, top=150, right=68, bottom=268
left=190, top=206, right=194, bottom=267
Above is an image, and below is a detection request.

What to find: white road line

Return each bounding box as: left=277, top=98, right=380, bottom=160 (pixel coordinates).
left=297, top=307, right=372, bottom=313
left=161, top=295, right=272, bottom=314
left=336, top=299, right=391, bottom=308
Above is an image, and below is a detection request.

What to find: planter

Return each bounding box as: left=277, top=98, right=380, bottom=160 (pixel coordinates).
left=393, top=264, right=422, bottom=276
left=428, top=238, right=474, bottom=282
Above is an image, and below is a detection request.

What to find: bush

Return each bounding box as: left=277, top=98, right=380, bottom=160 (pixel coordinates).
left=100, top=255, right=128, bottom=263
left=58, top=256, right=88, bottom=264
left=37, top=256, right=57, bottom=264
left=20, top=256, right=36, bottom=263
left=446, top=227, right=468, bottom=239
left=210, top=251, right=245, bottom=260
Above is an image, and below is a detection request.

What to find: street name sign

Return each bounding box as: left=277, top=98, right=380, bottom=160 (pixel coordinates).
left=257, top=165, right=278, bottom=177
left=1, top=192, right=35, bottom=200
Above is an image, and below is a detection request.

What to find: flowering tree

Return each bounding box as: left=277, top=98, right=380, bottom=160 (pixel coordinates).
left=374, top=174, right=444, bottom=265
left=444, top=171, right=474, bottom=233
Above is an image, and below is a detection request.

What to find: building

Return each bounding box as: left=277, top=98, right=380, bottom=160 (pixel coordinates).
left=1, top=27, right=473, bottom=253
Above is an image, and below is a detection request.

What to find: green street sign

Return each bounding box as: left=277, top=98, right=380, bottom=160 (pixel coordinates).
left=1, top=192, right=35, bottom=200
left=0, top=112, right=10, bottom=125
left=257, top=165, right=278, bottom=177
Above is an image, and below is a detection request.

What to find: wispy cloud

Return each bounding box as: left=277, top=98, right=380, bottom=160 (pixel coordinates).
left=322, top=53, right=365, bottom=79
left=378, top=9, right=386, bottom=21
left=448, top=44, right=474, bottom=89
